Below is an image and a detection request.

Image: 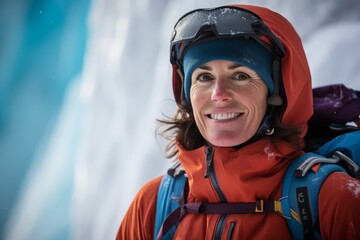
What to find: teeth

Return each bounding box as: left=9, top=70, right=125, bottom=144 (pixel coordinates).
left=210, top=113, right=240, bottom=120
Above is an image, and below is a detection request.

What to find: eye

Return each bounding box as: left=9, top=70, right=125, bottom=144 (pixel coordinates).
left=232, top=72, right=250, bottom=81
left=196, top=73, right=214, bottom=82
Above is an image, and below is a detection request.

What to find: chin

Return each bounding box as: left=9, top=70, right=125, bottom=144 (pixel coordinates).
left=204, top=130, right=254, bottom=147
left=208, top=137, right=249, bottom=148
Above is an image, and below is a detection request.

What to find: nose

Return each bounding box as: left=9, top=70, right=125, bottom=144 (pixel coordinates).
left=211, top=79, right=232, bottom=102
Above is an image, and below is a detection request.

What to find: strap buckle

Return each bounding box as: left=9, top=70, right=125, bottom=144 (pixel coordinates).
left=255, top=200, right=264, bottom=213
left=274, top=197, right=291, bottom=219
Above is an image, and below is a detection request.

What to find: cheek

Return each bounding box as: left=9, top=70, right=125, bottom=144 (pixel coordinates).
left=241, top=86, right=268, bottom=116
left=255, top=91, right=268, bottom=118
left=190, top=86, right=208, bottom=127
left=255, top=93, right=267, bottom=113
left=190, top=85, right=206, bottom=107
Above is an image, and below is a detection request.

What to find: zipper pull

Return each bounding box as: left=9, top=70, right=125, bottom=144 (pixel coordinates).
left=204, top=146, right=214, bottom=178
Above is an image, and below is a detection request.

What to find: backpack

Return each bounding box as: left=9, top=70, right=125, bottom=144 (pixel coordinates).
left=154, top=84, right=360, bottom=240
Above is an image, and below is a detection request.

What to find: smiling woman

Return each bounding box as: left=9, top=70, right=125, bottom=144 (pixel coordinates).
left=117, top=4, right=360, bottom=240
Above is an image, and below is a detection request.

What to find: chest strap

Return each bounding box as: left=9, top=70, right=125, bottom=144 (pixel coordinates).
left=156, top=199, right=286, bottom=240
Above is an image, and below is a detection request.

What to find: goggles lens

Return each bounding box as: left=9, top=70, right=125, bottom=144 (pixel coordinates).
left=171, top=6, right=285, bottom=64
left=172, top=7, right=259, bottom=42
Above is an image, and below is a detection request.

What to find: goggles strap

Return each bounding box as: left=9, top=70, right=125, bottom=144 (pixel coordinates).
left=252, top=21, right=285, bottom=57
left=252, top=37, right=276, bottom=56
left=268, top=59, right=283, bottom=106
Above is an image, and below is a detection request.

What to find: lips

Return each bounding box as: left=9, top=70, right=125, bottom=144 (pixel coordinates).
left=208, top=112, right=242, bottom=120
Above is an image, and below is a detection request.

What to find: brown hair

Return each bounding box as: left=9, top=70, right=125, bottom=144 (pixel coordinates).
left=157, top=101, right=304, bottom=159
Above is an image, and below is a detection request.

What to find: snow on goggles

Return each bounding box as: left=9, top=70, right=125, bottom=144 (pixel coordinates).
left=170, top=6, right=285, bottom=65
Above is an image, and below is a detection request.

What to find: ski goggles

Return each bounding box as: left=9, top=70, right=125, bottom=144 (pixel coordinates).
left=170, top=6, right=285, bottom=66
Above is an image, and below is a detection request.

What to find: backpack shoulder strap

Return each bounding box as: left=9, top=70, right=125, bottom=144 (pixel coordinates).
left=317, top=130, right=360, bottom=178
left=282, top=130, right=360, bottom=240
left=154, top=162, right=187, bottom=240
left=281, top=152, right=346, bottom=240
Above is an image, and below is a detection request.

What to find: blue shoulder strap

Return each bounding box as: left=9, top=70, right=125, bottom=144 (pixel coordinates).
left=281, top=152, right=346, bottom=240
left=282, top=130, right=360, bottom=240
left=318, top=130, right=360, bottom=168
left=154, top=166, right=186, bottom=240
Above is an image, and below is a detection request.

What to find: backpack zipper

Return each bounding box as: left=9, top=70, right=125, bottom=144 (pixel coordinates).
left=204, top=145, right=228, bottom=239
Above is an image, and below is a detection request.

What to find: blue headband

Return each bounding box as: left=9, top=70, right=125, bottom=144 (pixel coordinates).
left=182, top=38, right=274, bottom=103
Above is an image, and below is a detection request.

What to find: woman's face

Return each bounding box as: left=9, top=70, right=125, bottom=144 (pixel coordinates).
left=190, top=60, right=268, bottom=147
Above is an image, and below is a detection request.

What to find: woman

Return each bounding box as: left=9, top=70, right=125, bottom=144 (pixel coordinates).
left=117, top=5, right=360, bottom=239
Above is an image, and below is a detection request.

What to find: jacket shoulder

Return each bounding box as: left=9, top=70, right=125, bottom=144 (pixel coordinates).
left=319, top=172, right=360, bottom=239
left=117, top=175, right=163, bottom=240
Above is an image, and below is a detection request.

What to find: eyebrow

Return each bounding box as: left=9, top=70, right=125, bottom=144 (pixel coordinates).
left=197, top=63, right=243, bottom=71
left=197, top=65, right=212, bottom=70
left=228, top=63, right=243, bottom=70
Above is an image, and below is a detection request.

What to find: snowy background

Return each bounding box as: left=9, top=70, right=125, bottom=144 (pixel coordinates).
left=1, top=0, right=360, bottom=239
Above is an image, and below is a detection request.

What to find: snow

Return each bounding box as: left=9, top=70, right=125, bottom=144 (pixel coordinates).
left=347, top=179, right=360, bottom=199
left=264, top=145, right=275, bottom=160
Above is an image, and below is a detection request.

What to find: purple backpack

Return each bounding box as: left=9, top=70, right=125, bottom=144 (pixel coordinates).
left=305, top=83, right=360, bottom=150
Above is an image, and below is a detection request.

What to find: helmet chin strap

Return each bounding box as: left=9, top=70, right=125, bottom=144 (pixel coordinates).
left=251, top=102, right=276, bottom=142
left=256, top=113, right=275, bottom=137
left=252, top=57, right=283, bottom=138
left=267, top=59, right=283, bottom=106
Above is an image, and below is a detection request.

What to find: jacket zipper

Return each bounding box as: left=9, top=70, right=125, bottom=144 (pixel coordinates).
left=204, top=146, right=228, bottom=240
left=227, top=222, right=235, bottom=240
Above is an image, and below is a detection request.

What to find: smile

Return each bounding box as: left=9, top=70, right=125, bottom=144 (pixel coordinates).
left=208, top=113, right=241, bottom=120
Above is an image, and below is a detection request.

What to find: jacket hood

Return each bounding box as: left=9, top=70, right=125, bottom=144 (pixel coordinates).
left=234, top=5, right=313, bottom=137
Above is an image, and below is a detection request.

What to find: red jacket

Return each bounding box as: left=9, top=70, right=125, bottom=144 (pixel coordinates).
left=117, top=4, right=360, bottom=240
left=118, top=146, right=360, bottom=239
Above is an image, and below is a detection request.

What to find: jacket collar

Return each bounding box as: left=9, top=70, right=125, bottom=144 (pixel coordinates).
left=176, top=138, right=303, bottom=202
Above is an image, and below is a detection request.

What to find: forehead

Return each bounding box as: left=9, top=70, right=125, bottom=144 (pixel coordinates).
left=195, top=60, right=255, bottom=72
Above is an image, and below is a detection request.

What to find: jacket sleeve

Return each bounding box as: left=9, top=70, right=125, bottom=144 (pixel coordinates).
left=116, top=176, right=162, bottom=240
left=319, top=172, right=360, bottom=239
